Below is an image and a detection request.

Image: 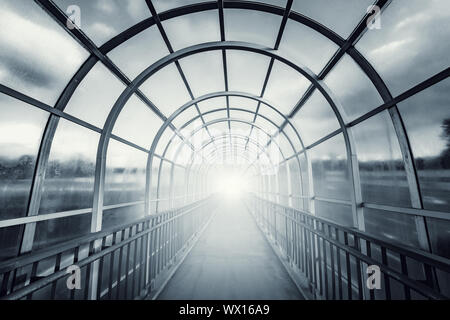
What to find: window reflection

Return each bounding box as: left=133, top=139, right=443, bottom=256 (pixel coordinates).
left=352, top=110, right=411, bottom=207
left=309, top=134, right=350, bottom=201
left=104, top=139, right=147, bottom=206
left=0, top=94, right=48, bottom=220
left=39, top=120, right=99, bottom=214
left=398, top=78, right=450, bottom=212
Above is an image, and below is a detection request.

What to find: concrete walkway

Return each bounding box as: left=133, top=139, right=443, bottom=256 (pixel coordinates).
left=158, top=200, right=304, bottom=300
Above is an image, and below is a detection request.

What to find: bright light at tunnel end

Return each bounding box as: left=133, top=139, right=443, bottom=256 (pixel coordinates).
left=212, top=171, right=250, bottom=201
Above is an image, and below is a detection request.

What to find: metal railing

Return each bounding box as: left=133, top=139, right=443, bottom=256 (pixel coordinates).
left=248, top=196, right=450, bottom=300
left=0, top=197, right=215, bottom=300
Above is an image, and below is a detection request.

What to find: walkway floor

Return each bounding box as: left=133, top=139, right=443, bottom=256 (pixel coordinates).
left=158, top=200, right=304, bottom=300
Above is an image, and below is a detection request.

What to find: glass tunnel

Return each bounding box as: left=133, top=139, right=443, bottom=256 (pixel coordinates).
left=0, top=0, right=449, bottom=301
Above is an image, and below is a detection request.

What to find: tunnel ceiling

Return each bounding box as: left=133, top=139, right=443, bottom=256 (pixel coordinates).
left=0, top=0, right=449, bottom=259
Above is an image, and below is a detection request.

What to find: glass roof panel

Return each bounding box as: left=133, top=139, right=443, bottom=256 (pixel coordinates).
left=230, top=121, right=251, bottom=136
left=291, top=0, right=374, bottom=38
left=257, top=104, right=285, bottom=126
left=324, top=54, right=383, bottom=122
left=172, top=106, right=200, bottom=129
left=165, top=135, right=184, bottom=161
left=107, top=26, right=169, bottom=80
left=179, top=51, right=225, bottom=97
left=263, top=60, right=310, bottom=115
left=65, top=62, right=125, bottom=128
left=291, top=90, right=340, bottom=146
left=208, top=121, right=230, bottom=136
left=228, top=96, right=258, bottom=113
left=224, top=9, right=282, bottom=48
left=254, top=117, right=278, bottom=135
left=162, top=10, right=220, bottom=51
left=140, top=63, right=191, bottom=117
left=113, top=95, right=163, bottom=150
left=152, top=0, right=210, bottom=13
left=356, top=0, right=450, bottom=96
left=155, top=127, right=177, bottom=156
left=229, top=109, right=255, bottom=124
left=282, top=123, right=303, bottom=151
left=202, top=110, right=228, bottom=124
left=227, top=50, right=271, bottom=97
left=53, top=0, right=150, bottom=46
left=197, top=97, right=227, bottom=114
left=0, top=1, right=89, bottom=106
left=278, top=19, right=339, bottom=75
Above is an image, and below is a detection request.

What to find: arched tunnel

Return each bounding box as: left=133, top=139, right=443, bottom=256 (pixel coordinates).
left=0, top=0, right=449, bottom=302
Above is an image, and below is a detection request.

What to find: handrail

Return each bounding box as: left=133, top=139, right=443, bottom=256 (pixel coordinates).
left=258, top=197, right=450, bottom=272
left=250, top=195, right=450, bottom=300
left=0, top=198, right=208, bottom=275
left=0, top=197, right=214, bottom=300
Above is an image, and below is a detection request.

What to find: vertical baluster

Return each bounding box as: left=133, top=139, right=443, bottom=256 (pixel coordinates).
left=400, top=254, right=411, bottom=300
left=366, top=241, right=375, bottom=300
left=354, top=236, right=363, bottom=300
left=344, top=233, right=352, bottom=300
left=381, top=246, right=391, bottom=300
left=116, top=231, right=125, bottom=299
left=108, top=233, right=118, bottom=300
left=335, top=229, right=343, bottom=299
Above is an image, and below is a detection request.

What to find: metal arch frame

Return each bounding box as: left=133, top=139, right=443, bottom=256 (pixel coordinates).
left=149, top=90, right=309, bottom=212
left=3, top=0, right=446, bottom=257
left=136, top=42, right=361, bottom=231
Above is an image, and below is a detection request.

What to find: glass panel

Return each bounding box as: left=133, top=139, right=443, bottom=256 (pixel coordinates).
left=198, top=96, right=227, bottom=114
left=288, top=157, right=303, bottom=209
left=172, top=105, right=200, bottom=129
left=158, top=160, right=172, bottom=211
left=257, top=104, right=285, bottom=126
left=203, top=110, right=228, bottom=124
left=102, top=203, right=145, bottom=230
left=0, top=225, right=23, bottom=261
left=228, top=96, right=258, bottom=113
left=230, top=121, right=251, bottom=136
left=309, top=133, right=350, bottom=200
left=113, top=94, right=163, bottom=150
left=291, top=90, right=340, bottom=145
left=227, top=50, right=271, bottom=96
left=315, top=200, right=353, bottom=227
left=155, top=128, right=177, bottom=156
left=283, top=122, right=303, bottom=151
left=172, top=165, right=186, bottom=208
left=263, top=60, right=310, bottom=115
left=179, top=51, right=225, bottom=97
left=39, top=120, right=99, bottom=214
left=104, top=139, right=147, bottom=206
left=65, top=62, right=125, bottom=128
left=291, top=0, right=374, bottom=38
left=162, top=10, right=220, bottom=51
left=165, top=135, right=184, bottom=161
left=0, top=1, right=88, bottom=105
left=54, top=0, right=149, bottom=45
left=33, top=213, right=92, bottom=250
left=230, top=109, right=254, bottom=124
left=353, top=110, right=411, bottom=207
left=254, top=117, right=278, bottom=135
left=279, top=20, right=339, bottom=74
left=0, top=94, right=49, bottom=219
left=140, top=63, right=191, bottom=117
left=152, top=0, right=209, bottom=13
left=107, top=26, right=169, bottom=80
left=324, top=54, right=383, bottom=121
left=427, top=217, right=450, bottom=259
left=208, top=121, right=230, bottom=137
left=224, top=9, right=281, bottom=48
left=356, top=0, right=450, bottom=96
left=275, top=134, right=295, bottom=159
left=299, top=154, right=310, bottom=210
left=398, top=78, right=450, bottom=212
left=364, top=208, right=420, bottom=247
left=277, top=163, right=289, bottom=206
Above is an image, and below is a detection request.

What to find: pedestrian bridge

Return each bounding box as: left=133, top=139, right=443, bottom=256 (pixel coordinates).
left=0, top=0, right=449, bottom=300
